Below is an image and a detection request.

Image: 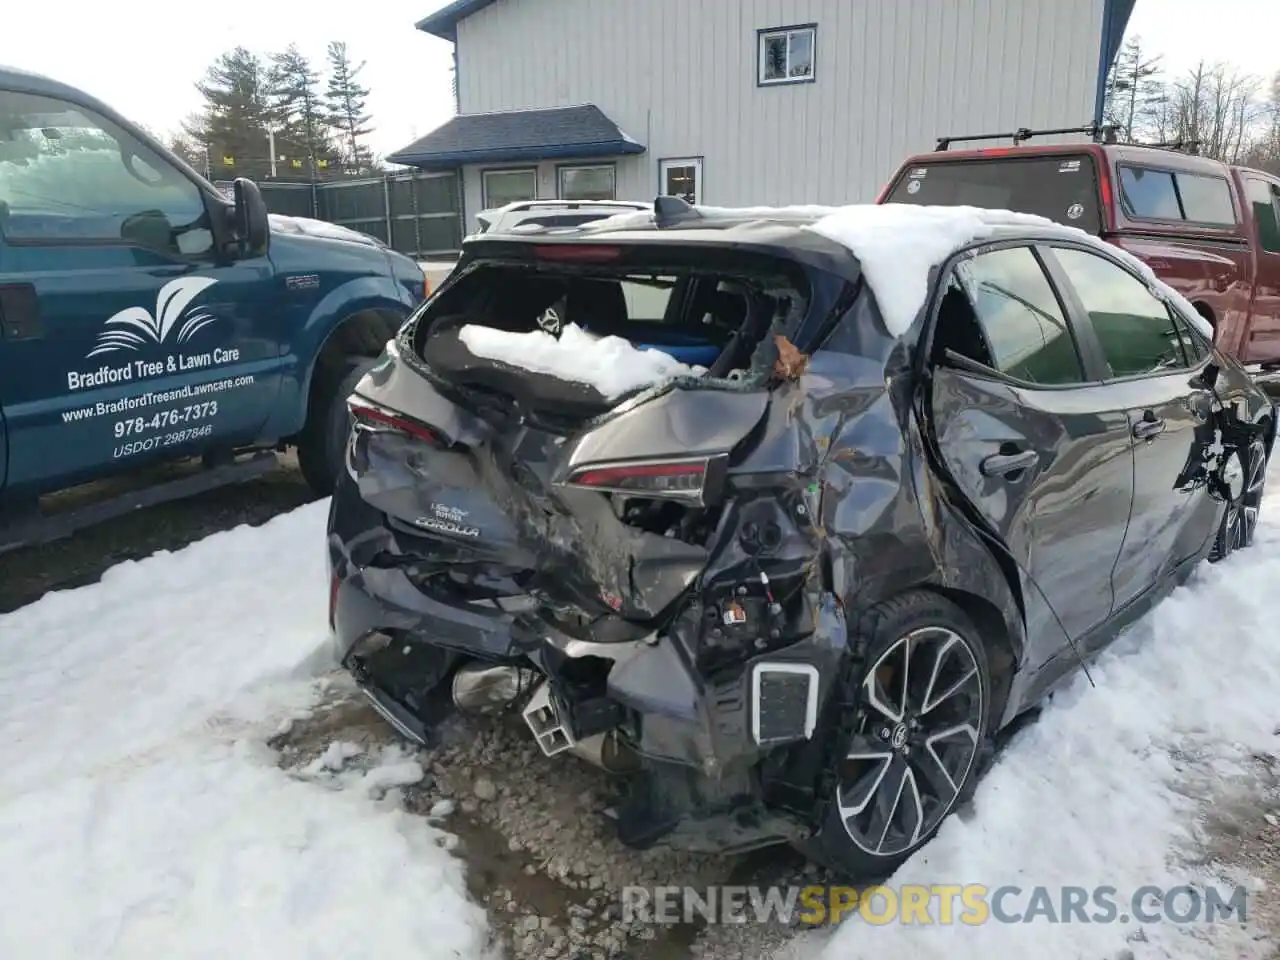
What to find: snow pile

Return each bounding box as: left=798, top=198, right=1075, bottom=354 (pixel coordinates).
left=796, top=460, right=1280, bottom=960
left=459, top=321, right=706, bottom=399
left=0, top=504, right=488, bottom=959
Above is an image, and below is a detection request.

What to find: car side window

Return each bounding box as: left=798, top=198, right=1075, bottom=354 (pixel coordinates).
left=1053, top=247, right=1189, bottom=377
left=1169, top=309, right=1209, bottom=365
left=942, top=246, right=1086, bottom=385
left=1245, top=178, right=1280, bottom=253
left=0, top=89, right=212, bottom=256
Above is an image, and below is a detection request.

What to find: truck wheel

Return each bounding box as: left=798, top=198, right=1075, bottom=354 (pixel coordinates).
left=298, top=358, right=374, bottom=495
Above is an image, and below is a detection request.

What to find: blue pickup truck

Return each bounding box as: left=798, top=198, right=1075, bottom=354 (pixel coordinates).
left=0, top=66, right=427, bottom=552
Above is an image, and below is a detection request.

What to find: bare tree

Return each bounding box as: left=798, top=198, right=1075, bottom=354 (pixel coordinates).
left=1155, top=61, right=1263, bottom=161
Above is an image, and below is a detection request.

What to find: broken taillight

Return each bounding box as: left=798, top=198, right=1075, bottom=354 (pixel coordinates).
left=564, top=455, right=726, bottom=504
left=347, top=396, right=444, bottom=447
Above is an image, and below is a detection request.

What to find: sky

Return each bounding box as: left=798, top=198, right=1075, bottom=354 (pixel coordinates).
left=0, top=0, right=1276, bottom=166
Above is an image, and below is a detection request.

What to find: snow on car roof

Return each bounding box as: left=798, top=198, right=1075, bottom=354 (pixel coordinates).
left=807, top=204, right=1214, bottom=340
left=587, top=202, right=1215, bottom=341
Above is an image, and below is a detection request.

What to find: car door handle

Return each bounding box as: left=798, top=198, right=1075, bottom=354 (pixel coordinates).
left=980, top=450, right=1039, bottom=477
left=0, top=283, right=41, bottom=339
left=1132, top=416, right=1166, bottom=440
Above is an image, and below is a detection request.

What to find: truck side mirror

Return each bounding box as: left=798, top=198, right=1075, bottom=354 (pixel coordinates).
left=233, top=178, right=270, bottom=256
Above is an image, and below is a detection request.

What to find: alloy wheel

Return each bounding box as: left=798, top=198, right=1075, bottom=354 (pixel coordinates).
left=837, top=626, right=985, bottom=857
left=1215, top=439, right=1267, bottom=560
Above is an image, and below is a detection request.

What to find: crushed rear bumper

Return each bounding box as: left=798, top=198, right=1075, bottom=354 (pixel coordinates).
left=327, top=473, right=847, bottom=852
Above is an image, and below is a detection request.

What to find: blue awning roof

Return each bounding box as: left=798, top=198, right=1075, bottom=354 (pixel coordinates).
left=1094, top=0, right=1139, bottom=124
left=415, top=0, right=505, bottom=42
left=387, top=104, right=645, bottom=169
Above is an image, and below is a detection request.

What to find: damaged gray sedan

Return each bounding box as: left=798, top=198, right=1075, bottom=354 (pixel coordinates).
left=326, top=198, right=1274, bottom=877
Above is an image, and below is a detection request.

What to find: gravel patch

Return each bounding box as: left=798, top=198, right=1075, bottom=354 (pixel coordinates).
left=272, top=679, right=835, bottom=959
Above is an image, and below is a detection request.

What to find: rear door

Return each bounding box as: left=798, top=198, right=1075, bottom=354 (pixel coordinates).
left=0, top=84, right=283, bottom=493
left=926, top=242, right=1136, bottom=666
left=1046, top=244, right=1223, bottom=609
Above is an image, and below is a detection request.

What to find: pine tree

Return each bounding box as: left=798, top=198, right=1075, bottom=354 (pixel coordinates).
left=267, top=45, right=340, bottom=180
left=324, top=41, right=375, bottom=176
left=1103, top=37, right=1164, bottom=142
left=185, top=48, right=272, bottom=181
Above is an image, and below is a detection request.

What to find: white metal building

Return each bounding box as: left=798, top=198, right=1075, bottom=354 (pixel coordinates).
left=391, top=0, right=1137, bottom=231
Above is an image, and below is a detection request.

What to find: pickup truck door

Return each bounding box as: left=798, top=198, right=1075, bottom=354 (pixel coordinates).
left=1242, top=175, right=1280, bottom=348
left=0, top=85, right=284, bottom=494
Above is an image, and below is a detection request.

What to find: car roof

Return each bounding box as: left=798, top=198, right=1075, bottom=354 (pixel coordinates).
left=573, top=203, right=1089, bottom=246
left=462, top=201, right=1107, bottom=286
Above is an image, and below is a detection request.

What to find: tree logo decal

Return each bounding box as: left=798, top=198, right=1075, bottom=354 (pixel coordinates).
left=87, top=277, right=219, bottom=358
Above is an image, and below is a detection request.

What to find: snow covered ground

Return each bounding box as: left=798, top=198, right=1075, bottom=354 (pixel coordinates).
left=0, top=465, right=1276, bottom=959
left=0, top=503, right=488, bottom=960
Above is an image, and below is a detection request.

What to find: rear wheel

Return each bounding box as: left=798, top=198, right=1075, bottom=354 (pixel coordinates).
left=802, top=591, right=993, bottom=879
left=1209, top=437, right=1267, bottom=562
left=297, top=358, right=374, bottom=495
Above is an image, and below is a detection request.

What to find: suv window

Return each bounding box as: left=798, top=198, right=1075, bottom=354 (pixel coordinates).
left=1118, top=165, right=1236, bottom=225
left=1053, top=247, right=1189, bottom=377
left=1245, top=178, right=1280, bottom=253
left=939, top=246, right=1085, bottom=385
left=0, top=89, right=211, bottom=254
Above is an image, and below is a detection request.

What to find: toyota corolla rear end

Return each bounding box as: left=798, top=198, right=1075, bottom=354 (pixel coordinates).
left=326, top=216, right=871, bottom=852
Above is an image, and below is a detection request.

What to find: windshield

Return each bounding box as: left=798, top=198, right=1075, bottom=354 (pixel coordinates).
left=886, top=155, right=1103, bottom=234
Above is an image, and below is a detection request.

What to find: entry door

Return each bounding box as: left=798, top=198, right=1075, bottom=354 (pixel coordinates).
left=660, top=158, right=703, bottom=205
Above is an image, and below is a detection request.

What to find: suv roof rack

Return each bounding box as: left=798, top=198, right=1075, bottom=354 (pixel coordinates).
left=934, top=123, right=1120, bottom=151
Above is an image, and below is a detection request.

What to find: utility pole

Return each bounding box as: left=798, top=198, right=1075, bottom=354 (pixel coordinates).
left=267, top=126, right=278, bottom=178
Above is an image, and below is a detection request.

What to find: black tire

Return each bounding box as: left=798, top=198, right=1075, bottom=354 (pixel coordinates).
left=1208, top=436, right=1268, bottom=563
left=799, top=590, right=994, bottom=879
left=297, top=358, right=374, bottom=496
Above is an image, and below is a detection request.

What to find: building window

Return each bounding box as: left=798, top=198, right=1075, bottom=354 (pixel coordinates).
left=758, top=24, right=816, bottom=85
left=558, top=164, right=616, bottom=201
left=482, top=167, right=537, bottom=210
left=660, top=158, right=702, bottom=204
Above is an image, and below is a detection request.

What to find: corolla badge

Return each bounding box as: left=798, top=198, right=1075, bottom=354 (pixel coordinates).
left=87, top=276, right=219, bottom=358
left=413, top=502, right=480, bottom=538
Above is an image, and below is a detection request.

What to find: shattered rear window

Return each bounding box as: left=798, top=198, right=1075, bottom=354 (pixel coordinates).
left=415, top=251, right=813, bottom=403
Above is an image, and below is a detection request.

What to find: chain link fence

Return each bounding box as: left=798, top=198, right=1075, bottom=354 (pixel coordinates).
left=225, top=170, right=464, bottom=257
